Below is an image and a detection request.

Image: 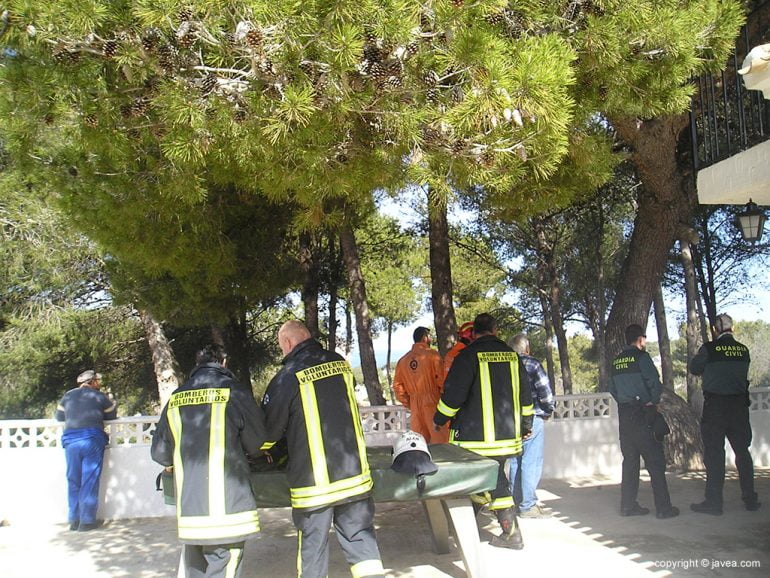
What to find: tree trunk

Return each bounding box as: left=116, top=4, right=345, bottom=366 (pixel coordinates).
left=660, top=389, right=704, bottom=471
left=327, top=232, right=339, bottom=352
left=224, top=312, right=252, bottom=389
left=344, top=300, right=353, bottom=355
left=653, top=283, right=675, bottom=392
left=539, top=288, right=558, bottom=393
left=386, top=320, right=395, bottom=402
left=550, top=283, right=573, bottom=394
left=139, top=310, right=183, bottom=409
left=681, top=236, right=705, bottom=416
left=299, top=232, right=321, bottom=339
left=605, top=114, right=695, bottom=360
left=427, top=192, right=457, bottom=356
left=339, top=224, right=385, bottom=405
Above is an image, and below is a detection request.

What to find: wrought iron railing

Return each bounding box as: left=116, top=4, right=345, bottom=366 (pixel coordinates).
left=690, top=1, right=770, bottom=170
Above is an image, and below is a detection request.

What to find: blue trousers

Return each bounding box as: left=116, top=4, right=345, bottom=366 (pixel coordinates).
left=64, top=434, right=106, bottom=525
left=508, top=415, right=545, bottom=511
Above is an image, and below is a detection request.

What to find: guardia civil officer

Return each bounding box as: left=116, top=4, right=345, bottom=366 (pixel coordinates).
left=151, top=344, right=267, bottom=578
left=609, top=324, right=678, bottom=519
left=433, top=313, right=535, bottom=549
left=689, top=313, right=760, bottom=514
left=261, top=320, right=384, bottom=578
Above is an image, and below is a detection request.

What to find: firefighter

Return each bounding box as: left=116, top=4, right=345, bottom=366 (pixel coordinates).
left=262, top=320, right=384, bottom=578
left=151, top=344, right=267, bottom=578
left=393, top=327, right=449, bottom=443
left=443, top=321, right=474, bottom=378
left=689, top=313, right=760, bottom=514
left=433, top=313, right=534, bottom=549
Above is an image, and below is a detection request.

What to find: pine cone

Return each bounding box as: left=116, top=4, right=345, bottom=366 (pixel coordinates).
left=363, top=44, right=382, bottom=64
left=426, top=88, right=441, bottom=105
left=422, top=70, right=439, bottom=87
left=233, top=106, right=248, bottom=122
left=451, top=139, right=466, bottom=154
left=451, top=0, right=464, bottom=7
left=83, top=114, right=98, bottom=127
left=245, top=28, right=263, bottom=49
left=120, top=103, right=134, bottom=118
left=179, top=7, right=194, bottom=22
left=479, top=149, right=495, bottom=167
left=141, top=28, right=161, bottom=52
left=485, top=12, right=506, bottom=26
left=386, top=76, right=402, bottom=88
left=404, top=41, right=419, bottom=59
left=299, top=61, right=316, bottom=77
left=102, top=39, right=119, bottom=58
left=131, top=97, right=150, bottom=116
left=201, top=75, right=217, bottom=96
left=370, top=62, right=388, bottom=81
left=178, top=31, right=197, bottom=49
left=157, top=44, right=178, bottom=72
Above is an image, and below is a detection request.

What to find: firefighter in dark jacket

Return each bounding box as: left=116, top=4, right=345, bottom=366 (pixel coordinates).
left=609, top=324, right=678, bottom=519
left=151, top=344, right=267, bottom=578
left=689, top=313, right=760, bottom=514
left=261, top=320, right=384, bottom=578
left=433, top=313, right=534, bottom=550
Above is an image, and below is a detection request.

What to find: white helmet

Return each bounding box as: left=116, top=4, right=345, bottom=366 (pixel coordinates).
left=391, top=431, right=438, bottom=477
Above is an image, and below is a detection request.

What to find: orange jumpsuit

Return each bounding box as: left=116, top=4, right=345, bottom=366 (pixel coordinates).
left=443, top=342, right=467, bottom=379
left=393, top=343, right=449, bottom=443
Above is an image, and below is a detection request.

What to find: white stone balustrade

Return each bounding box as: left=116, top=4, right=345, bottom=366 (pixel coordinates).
left=2, top=389, right=768, bottom=524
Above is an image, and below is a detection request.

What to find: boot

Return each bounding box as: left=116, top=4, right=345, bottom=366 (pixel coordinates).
left=489, top=507, right=524, bottom=550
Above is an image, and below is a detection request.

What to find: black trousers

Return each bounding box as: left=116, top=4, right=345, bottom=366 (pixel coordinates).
left=182, top=542, right=245, bottom=578
left=618, top=405, right=672, bottom=513
left=701, top=393, right=756, bottom=506
left=292, top=497, right=384, bottom=578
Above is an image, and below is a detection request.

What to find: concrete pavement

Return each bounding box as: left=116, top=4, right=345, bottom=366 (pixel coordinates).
left=1, top=469, right=767, bottom=577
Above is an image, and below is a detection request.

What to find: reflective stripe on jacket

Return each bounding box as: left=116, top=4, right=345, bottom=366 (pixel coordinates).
left=151, top=363, right=267, bottom=544
left=434, top=335, right=534, bottom=457
left=262, top=339, right=372, bottom=510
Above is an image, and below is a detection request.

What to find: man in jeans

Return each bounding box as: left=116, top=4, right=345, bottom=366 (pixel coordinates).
left=508, top=334, right=554, bottom=518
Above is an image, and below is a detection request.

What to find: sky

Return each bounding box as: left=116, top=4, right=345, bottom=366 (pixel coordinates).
left=345, top=194, right=770, bottom=369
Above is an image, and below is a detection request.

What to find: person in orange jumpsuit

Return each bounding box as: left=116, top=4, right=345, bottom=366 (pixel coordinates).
left=393, top=327, right=449, bottom=443
left=444, top=322, right=474, bottom=379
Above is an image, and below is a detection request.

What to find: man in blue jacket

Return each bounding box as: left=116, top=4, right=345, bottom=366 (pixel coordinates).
left=689, top=313, right=759, bottom=515
left=56, top=370, right=117, bottom=531
left=610, top=325, right=678, bottom=519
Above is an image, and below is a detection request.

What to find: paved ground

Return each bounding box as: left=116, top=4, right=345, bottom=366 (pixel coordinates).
left=2, top=469, right=768, bottom=577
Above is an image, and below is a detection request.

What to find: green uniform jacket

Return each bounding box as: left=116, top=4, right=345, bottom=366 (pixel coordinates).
left=261, top=339, right=372, bottom=511
left=609, top=346, right=662, bottom=405
left=151, top=363, right=267, bottom=544
left=434, top=335, right=534, bottom=457
left=689, top=333, right=750, bottom=395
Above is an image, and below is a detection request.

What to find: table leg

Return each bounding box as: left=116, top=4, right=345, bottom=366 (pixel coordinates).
left=422, top=499, right=450, bottom=554
left=442, top=498, right=485, bottom=578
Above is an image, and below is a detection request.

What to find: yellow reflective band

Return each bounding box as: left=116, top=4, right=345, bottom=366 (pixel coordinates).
left=260, top=441, right=275, bottom=451
left=471, top=492, right=491, bottom=505
left=290, top=474, right=373, bottom=509
left=510, top=356, right=521, bottom=440
left=297, top=531, right=302, bottom=576
left=437, top=399, right=459, bottom=418
left=521, top=403, right=535, bottom=416
left=168, top=407, right=185, bottom=520
left=225, top=546, right=242, bottom=578
left=478, top=356, right=495, bottom=443
left=351, top=559, right=385, bottom=577
left=489, top=496, right=514, bottom=510
left=295, top=360, right=351, bottom=384
left=453, top=438, right=523, bottom=457
left=299, top=380, right=329, bottom=487
left=169, top=388, right=230, bottom=408
left=177, top=510, right=260, bottom=541
left=209, top=400, right=227, bottom=517
left=477, top=351, right=517, bottom=363
left=345, top=370, right=371, bottom=482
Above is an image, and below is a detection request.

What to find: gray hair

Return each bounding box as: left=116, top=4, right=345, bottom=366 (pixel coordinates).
left=509, top=333, right=529, bottom=355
